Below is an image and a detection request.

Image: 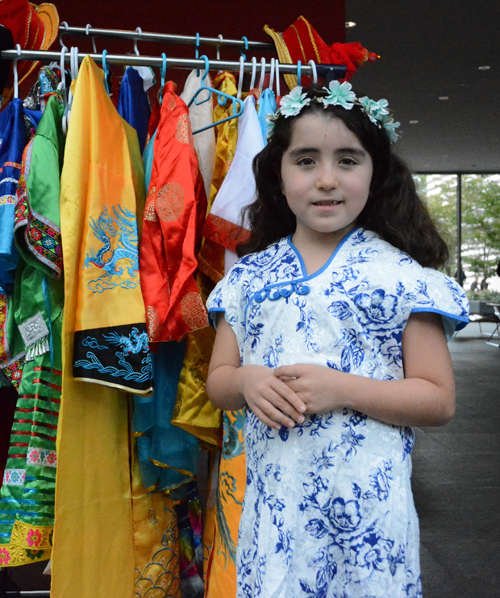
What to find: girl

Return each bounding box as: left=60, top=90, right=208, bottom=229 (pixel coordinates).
left=205, top=83, right=469, bottom=598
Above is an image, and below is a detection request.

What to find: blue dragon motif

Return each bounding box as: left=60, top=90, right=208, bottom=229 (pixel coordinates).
left=102, top=327, right=149, bottom=355
left=84, top=205, right=140, bottom=293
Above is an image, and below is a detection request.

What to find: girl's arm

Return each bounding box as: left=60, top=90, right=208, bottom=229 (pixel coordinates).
left=274, top=312, right=456, bottom=427
left=206, top=315, right=307, bottom=430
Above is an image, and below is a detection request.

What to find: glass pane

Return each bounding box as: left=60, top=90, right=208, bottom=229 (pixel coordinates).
left=461, top=174, right=500, bottom=300
left=413, top=174, right=458, bottom=279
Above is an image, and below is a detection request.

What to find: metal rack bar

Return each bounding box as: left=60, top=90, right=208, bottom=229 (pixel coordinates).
left=3, top=591, right=50, bottom=597
left=58, top=25, right=275, bottom=51
left=0, top=49, right=330, bottom=77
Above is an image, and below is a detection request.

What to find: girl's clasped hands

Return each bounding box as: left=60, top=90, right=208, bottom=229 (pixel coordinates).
left=239, top=363, right=342, bottom=430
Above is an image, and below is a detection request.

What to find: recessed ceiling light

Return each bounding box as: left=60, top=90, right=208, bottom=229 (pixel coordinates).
left=345, top=21, right=356, bottom=28
left=478, top=65, right=490, bottom=70
left=409, top=120, right=419, bottom=124
left=438, top=96, right=449, bottom=100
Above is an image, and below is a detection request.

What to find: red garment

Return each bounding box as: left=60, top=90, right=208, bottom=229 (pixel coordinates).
left=140, top=81, right=208, bottom=342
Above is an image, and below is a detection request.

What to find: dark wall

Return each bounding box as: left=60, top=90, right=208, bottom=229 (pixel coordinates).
left=53, top=0, right=345, bottom=63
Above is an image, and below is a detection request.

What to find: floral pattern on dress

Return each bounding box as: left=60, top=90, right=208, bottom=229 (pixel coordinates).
left=207, top=227, right=468, bottom=598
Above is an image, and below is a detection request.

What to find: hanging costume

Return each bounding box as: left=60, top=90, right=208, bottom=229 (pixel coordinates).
left=52, top=56, right=148, bottom=598
left=117, top=66, right=151, bottom=154
left=207, top=228, right=469, bottom=598
left=0, top=98, right=41, bottom=295
left=140, top=80, right=208, bottom=343
left=0, top=94, right=63, bottom=567
left=180, top=69, right=216, bottom=200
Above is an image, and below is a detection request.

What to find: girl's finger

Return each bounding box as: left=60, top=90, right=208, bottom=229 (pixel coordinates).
left=251, top=405, right=284, bottom=430
left=264, top=386, right=305, bottom=422
left=257, top=397, right=298, bottom=429
left=274, top=365, right=301, bottom=379
left=272, top=378, right=306, bottom=414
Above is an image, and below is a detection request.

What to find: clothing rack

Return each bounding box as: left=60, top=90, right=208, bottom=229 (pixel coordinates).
left=58, top=24, right=276, bottom=51
left=1, top=25, right=348, bottom=78
left=0, top=23, right=343, bottom=598
left=0, top=49, right=347, bottom=82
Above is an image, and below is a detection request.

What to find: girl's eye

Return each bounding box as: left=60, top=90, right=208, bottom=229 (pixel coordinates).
left=297, top=157, right=315, bottom=166
left=339, top=157, right=358, bottom=166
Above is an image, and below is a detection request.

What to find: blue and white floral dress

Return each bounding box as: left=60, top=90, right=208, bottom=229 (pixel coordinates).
left=207, top=228, right=469, bottom=598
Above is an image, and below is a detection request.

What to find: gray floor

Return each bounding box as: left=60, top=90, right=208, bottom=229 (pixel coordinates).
left=413, top=322, right=500, bottom=598
left=2, top=321, right=499, bottom=597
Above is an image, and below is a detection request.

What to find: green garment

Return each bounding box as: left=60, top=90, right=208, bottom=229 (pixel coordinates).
left=0, top=95, right=65, bottom=567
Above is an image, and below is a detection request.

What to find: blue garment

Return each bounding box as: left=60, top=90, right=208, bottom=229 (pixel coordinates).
left=133, top=340, right=200, bottom=492
left=0, top=99, right=41, bottom=293
left=257, top=88, right=277, bottom=144
left=142, top=129, right=156, bottom=191
left=117, top=67, right=151, bottom=153
left=207, top=227, right=469, bottom=598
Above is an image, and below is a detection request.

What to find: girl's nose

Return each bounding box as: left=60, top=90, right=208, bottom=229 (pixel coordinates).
left=315, top=165, right=339, bottom=190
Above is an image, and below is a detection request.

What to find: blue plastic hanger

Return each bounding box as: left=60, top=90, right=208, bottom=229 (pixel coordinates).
left=189, top=55, right=244, bottom=135
left=159, top=53, right=167, bottom=104
left=102, top=49, right=110, bottom=95
left=241, top=36, right=249, bottom=62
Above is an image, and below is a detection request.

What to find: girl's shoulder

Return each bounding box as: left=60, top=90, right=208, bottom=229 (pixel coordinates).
left=353, top=228, right=465, bottom=294
left=228, top=237, right=292, bottom=280
left=346, top=228, right=421, bottom=271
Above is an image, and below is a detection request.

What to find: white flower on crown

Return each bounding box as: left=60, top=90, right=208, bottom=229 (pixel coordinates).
left=279, top=86, right=312, bottom=117
left=319, top=80, right=356, bottom=109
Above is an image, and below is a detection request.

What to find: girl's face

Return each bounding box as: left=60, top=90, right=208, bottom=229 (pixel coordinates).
left=281, top=112, right=373, bottom=248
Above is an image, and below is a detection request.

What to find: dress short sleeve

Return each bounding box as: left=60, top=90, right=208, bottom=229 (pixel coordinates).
left=206, top=262, right=249, bottom=347
left=411, top=268, right=469, bottom=340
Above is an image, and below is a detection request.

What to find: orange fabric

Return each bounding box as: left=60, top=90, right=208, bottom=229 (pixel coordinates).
left=204, top=410, right=246, bottom=598
left=140, top=81, right=208, bottom=343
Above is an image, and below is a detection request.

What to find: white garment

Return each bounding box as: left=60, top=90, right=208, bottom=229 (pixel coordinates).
left=180, top=69, right=216, bottom=199
left=208, top=95, right=264, bottom=273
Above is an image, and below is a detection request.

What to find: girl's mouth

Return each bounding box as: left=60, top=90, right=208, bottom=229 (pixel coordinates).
left=312, top=200, right=342, bottom=206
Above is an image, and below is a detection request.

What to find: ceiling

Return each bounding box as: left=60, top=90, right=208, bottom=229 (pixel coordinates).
left=345, top=0, right=500, bottom=174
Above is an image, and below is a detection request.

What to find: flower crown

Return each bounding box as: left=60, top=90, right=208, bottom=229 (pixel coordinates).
left=265, top=81, right=400, bottom=143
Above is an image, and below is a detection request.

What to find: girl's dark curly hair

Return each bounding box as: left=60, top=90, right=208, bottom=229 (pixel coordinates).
left=237, top=86, right=449, bottom=269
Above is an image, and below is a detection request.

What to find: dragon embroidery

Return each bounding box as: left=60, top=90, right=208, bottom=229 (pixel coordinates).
left=83, top=205, right=139, bottom=293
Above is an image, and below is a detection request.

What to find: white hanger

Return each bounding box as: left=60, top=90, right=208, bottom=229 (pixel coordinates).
left=258, top=57, right=266, bottom=92
left=134, top=27, right=142, bottom=56
left=85, top=24, right=97, bottom=54
left=216, top=34, right=223, bottom=61
left=249, top=56, right=257, bottom=90
left=57, top=44, right=67, bottom=103
left=268, top=58, right=275, bottom=91
left=275, top=59, right=281, bottom=97
left=62, top=46, right=80, bottom=136
left=237, top=55, right=245, bottom=99
left=13, top=44, right=21, bottom=99
left=308, top=59, right=318, bottom=84
left=59, top=21, right=69, bottom=50
left=70, top=46, right=79, bottom=81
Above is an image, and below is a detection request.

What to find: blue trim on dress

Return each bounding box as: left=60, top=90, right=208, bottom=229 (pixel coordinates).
left=243, top=228, right=361, bottom=328
left=207, top=307, right=226, bottom=329
left=411, top=307, right=469, bottom=331
left=286, top=227, right=360, bottom=281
